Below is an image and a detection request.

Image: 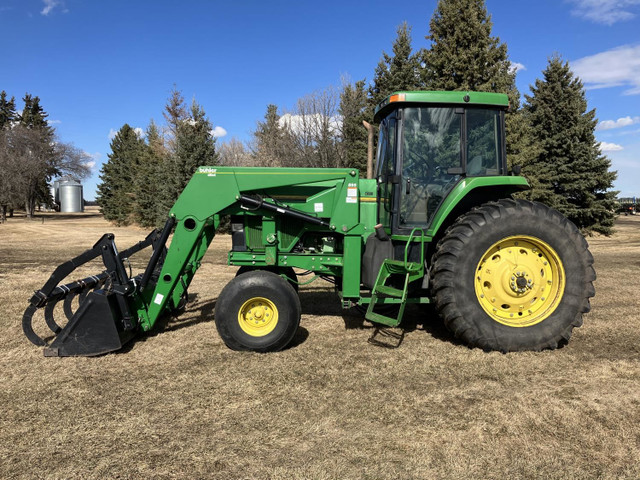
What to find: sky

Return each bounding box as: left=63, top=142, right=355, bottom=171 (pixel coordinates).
left=1, top=0, right=639, bottom=200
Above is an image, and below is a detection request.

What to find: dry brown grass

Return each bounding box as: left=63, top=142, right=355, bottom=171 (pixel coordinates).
left=1, top=209, right=639, bottom=479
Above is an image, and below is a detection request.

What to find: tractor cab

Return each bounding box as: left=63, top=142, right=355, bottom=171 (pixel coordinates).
left=373, top=91, right=509, bottom=234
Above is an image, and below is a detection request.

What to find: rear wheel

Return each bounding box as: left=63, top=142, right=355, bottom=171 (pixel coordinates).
left=215, top=270, right=301, bottom=352
left=431, top=199, right=595, bottom=352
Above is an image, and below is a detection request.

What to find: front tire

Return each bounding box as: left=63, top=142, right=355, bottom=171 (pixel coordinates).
left=431, top=199, right=595, bottom=352
left=236, top=265, right=298, bottom=292
left=215, top=270, right=301, bottom=352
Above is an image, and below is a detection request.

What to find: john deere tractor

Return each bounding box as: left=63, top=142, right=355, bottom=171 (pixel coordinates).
left=23, top=91, right=595, bottom=356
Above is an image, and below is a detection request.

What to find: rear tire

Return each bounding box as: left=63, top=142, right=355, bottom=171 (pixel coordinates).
left=215, top=270, right=301, bottom=352
left=431, top=199, right=595, bottom=352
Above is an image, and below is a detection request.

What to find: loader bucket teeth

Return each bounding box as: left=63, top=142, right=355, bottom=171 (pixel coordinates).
left=63, top=292, right=79, bottom=321
left=23, top=273, right=110, bottom=349
left=22, top=305, right=48, bottom=347
left=44, top=299, right=63, bottom=334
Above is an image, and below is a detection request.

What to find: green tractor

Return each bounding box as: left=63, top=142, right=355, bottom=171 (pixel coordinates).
left=23, top=91, right=595, bottom=356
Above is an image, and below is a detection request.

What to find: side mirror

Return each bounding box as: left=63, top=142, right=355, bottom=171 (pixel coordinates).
left=512, top=165, right=522, bottom=176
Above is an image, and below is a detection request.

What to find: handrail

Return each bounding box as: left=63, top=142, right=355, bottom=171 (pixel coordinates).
left=404, top=227, right=425, bottom=270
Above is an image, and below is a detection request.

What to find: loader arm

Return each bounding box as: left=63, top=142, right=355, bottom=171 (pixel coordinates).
left=137, top=166, right=362, bottom=332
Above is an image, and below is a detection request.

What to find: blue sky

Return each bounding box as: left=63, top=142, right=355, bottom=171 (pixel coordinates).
left=1, top=0, right=639, bottom=200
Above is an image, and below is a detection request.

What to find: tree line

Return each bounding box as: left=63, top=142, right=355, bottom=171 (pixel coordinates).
left=98, top=0, right=616, bottom=234
left=0, top=92, right=91, bottom=223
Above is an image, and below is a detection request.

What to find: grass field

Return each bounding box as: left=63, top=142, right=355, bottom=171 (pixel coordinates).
left=1, top=209, right=639, bottom=479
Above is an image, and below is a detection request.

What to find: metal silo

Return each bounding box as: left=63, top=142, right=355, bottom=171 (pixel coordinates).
left=59, top=180, right=84, bottom=213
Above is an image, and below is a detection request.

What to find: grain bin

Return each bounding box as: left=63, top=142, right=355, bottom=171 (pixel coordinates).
left=58, top=180, right=84, bottom=212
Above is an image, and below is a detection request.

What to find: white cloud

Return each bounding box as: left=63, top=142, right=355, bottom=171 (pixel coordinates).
left=279, top=113, right=342, bottom=136
left=600, top=141, right=624, bottom=151
left=211, top=126, right=227, bottom=138
left=510, top=62, right=526, bottom=74
left=82, top=152, right=101, bottom=170
left=597, top=116, right=640, bottom=130
left=108, top=127, right=145, bottom=140
left=572, top=45, right=640, bottom=95
left=41, top=0, right=61, bottom=16
left=568, top=0, right=640, bottom=25
left=48, top=119, right=62, bottom=125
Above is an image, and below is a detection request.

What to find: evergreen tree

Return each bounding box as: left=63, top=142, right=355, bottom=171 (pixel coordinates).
left=369, top=22, right=422, bottom=110
left=163, top=86, right=188, bottom=152
left=173, top=99, right=217, bottom=189
left=422, top=0, right=513, bottom=94
left=252, top=104, right=293, bottom=167
left=96, top=124, right=146, bottom=224
left=0, top=91, right=16, bottom=129
left=133, top=120, right=167, bottom=227
left=339, top=79, right=369, bottom=174
left=422, top=0, right=530, bottom=170
left=17, top=94, right=57, bottom=214
left=522, top=56, right=617, bottom=235
left=155, top=90, right=217, bottom=218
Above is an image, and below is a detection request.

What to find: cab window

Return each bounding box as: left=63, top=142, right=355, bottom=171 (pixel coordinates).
left=466, top=109, right=503, bottom=176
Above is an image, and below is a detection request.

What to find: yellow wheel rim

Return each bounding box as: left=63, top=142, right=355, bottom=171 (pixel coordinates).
left=474, top=235, right=565, bottom=327
left=238, top=297, right=279, bottom=337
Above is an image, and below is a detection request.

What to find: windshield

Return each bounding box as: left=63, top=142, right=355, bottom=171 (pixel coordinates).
left=400, top=107, right=461, bottom=227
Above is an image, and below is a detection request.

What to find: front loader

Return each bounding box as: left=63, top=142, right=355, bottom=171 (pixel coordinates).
left=23, top=91, right=595, bottom=356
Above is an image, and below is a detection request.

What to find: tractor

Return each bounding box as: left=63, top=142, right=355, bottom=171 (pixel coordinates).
left=23, top=91, right=595, bottom=356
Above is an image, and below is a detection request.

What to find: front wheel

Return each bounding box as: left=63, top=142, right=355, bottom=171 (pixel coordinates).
left=431, top=199, right=595, bottom=352
left=215, top=270, right=301, bottom=352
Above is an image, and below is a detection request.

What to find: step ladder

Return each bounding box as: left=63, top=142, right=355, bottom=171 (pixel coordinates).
left=365, top=228, right=424, bottom=327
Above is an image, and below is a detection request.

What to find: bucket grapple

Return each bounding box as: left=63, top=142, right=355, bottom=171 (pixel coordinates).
left=23, top=226, right=169, bottom=356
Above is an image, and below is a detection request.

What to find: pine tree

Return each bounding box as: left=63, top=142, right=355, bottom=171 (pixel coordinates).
left=0, top=91, right=16, bottom=129
left=369, top=22, right=422, bottom=110
left=163, top=86, right=188, bottom=152
left=252, top=104, right=293, bottom=167
left=522, top=56, right=617, bottom=235
left=422, top=0, right=531, bottom=170
left=173, top=99, right=217, bottom=189
left=17, top=94, right=57, bottom=215
left=422, top=0, right=513, bottom=93
left=154, top=90, right=218, bottom=218
left=133, top=120, right=167, bottom=227
left=339, top=79, right=369, bottom=174
left=96, top=124, right=146, bottom=224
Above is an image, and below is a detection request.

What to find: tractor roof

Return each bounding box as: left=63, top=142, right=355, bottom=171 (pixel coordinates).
left=374, top=91, right=509, bottom=122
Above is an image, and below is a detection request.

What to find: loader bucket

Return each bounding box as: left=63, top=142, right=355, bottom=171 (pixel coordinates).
left=43, top=290, right=136, bottom=357
left=22, top=222, right=172, bottom=357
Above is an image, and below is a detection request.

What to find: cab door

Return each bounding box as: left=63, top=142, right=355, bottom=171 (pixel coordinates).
left=398, top=106, right=463, bottom=232
left=375, top=114, right=398, bottom=230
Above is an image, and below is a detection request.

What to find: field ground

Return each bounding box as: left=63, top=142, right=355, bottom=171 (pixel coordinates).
left=0, top=208, right=639, bottom=479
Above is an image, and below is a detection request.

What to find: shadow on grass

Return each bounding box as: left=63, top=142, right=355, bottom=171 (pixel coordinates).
left=19, top=212, right=105, bottom=222
left=299, top=289, right=463, bottom=349
left=123, top=290, right=463, bottom=353
left=135, top=292, right=311, bottom=351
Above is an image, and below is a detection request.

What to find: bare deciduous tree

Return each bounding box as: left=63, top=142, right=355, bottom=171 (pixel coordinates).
left=0, top=125, right=91, bottom=219
left=280, top=86, right=344, bottom=168
left=218, top=137, right=252, bottom=166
